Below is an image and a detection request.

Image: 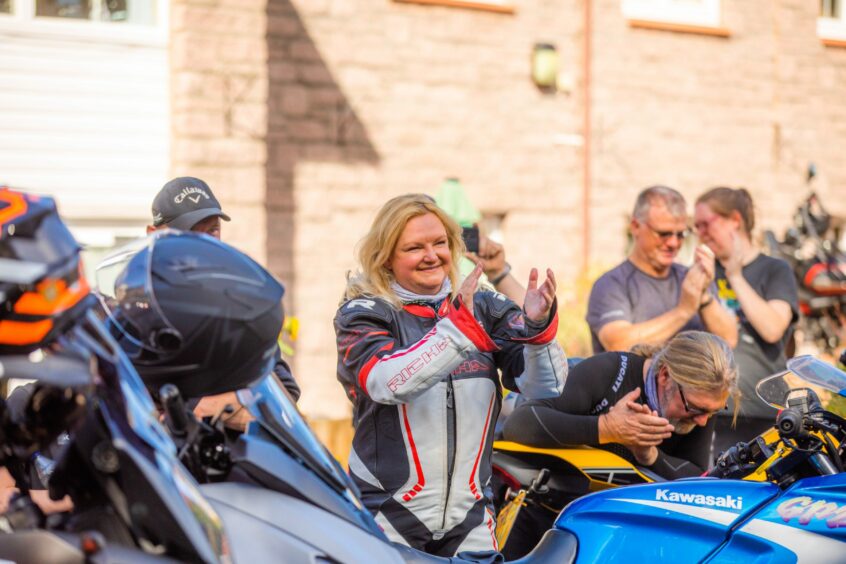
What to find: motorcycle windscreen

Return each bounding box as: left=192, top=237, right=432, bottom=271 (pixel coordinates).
left=237, top=376, right=363, bottom=505
left=71, top=312, right=231, bottom=563
left=757, top=355, right=846, bottom=409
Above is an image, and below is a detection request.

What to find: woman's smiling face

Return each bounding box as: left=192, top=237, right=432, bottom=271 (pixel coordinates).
left=388, top=213, right=451, bottom=295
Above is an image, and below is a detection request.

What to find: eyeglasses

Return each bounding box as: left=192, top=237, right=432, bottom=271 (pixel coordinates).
left=694, top=215, right=720, bottom=233
left=677, top=383, right=725, bottom=417
left=645, top=223, right=689, bottom=242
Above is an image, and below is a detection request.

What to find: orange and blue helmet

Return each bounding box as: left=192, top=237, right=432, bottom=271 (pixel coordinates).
left=0, top=187, right=92, bottom=353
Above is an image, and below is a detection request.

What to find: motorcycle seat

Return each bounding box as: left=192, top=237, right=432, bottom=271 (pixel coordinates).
left=508, top=528, right=577, bottom=564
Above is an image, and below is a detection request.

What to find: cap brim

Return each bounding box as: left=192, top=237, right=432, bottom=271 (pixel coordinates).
left=166, top=208, right=231, bottom=231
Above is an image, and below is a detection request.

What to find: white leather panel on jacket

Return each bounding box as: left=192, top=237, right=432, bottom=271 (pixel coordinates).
left=392, top=380, right=448, bottom=529
left=365, top=317, right=476, bottom=405
left=444, top=377, right=498, bottom=532
left=514, top=340, right=568, bottom=400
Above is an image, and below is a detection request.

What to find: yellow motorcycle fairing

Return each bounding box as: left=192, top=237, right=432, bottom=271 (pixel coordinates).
left=493, top=440, right=653, bottom=492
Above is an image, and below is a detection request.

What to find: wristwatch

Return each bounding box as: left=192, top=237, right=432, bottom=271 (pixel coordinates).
left=489, top=262, right=512, bottom=286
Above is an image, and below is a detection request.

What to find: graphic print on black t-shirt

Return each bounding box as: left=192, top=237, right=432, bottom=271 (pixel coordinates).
left=714, top=254, right=799, bottom=418
left=717, top=278, right=740, bottom=314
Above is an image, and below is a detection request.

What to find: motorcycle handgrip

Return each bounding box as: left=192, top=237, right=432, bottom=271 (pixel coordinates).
left=160, top=384, right=189, bottom=437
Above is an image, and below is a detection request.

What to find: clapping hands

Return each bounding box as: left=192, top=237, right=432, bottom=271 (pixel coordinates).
left=523, top=268, right=556, bottom=323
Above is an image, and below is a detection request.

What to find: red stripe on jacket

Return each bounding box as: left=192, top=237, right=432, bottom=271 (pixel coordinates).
left=400, top=404, right=426, bottom=501
left=511, top=310, right=559, bottom=345
left=344, top=331, right=389, bottom=362
left=446, top=297, right=498, bottom=352
left=469, top=392, right=496, bottom=500
left=357, top=342, right=395, bottom=392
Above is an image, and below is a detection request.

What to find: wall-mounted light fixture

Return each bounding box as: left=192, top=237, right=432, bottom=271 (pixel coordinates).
left=531, top=42, right=559, bottom=90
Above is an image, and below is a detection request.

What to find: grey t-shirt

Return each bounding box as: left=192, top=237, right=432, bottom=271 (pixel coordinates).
left=586, top=260, right=707, bottom=353
left=715, top=254, right=798, bottom=418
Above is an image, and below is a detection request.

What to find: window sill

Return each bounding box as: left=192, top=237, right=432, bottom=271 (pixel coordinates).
left=822, top=37, right=846, bottom=48
left=0, top=14, right=167, bottom=47
left=393, top=0, right=515, bottom=14
left=628, top=19, right=731, bottom=38
left=817, top=18, right=846, bottom=46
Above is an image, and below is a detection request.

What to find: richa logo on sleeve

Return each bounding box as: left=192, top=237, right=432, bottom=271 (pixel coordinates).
left=655, top=488, right=743, bottom=510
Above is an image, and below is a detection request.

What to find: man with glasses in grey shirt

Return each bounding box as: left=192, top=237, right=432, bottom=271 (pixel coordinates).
left=586, top=186, right=737, bottom=354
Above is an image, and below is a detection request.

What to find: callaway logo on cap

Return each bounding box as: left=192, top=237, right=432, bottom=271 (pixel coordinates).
left=151, top=177, right=231, bottom=231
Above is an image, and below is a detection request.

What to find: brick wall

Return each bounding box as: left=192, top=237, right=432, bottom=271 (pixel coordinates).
left=171, top=0, right=846, bottom=425
left=171, top=0, right=271, bottom=267
left=589, top=0, right=846, bottom=260
left=277, top=0, right=584, bottom=419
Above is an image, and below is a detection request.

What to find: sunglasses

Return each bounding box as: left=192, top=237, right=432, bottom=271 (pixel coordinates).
left=645, top=223, right=689, bottom=242
left=677, top=383, right=725, bottom=417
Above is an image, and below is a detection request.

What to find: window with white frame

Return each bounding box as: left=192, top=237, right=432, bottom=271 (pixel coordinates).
left=622, top=0, right=722, bottom=29
left=819, top=0, right=846, bottom=43
left=35, top=0, right=156, bottom=24
left=0, top=0, right=166, bottom=44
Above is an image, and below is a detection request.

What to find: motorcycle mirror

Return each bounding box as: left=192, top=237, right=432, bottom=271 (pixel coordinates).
left=807, top=162, right=817, bottom=183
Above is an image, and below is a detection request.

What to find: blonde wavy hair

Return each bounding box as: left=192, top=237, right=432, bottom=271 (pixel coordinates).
left=343, top=194, right=464, bottom=307
left=633, top=331, right=740, bottom=421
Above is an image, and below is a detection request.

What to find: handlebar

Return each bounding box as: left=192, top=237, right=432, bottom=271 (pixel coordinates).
left=707, top=436, right=772, bottom=479
left=160, top=384, right=189, bottom=438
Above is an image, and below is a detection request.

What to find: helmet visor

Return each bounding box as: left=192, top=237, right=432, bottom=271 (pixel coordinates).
left=95, top=232, right=183, bottom=358
left=0, top=210, right=82, bottom=286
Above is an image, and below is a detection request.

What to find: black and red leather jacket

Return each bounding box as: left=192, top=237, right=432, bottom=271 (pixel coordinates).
left=334, top=290, right=566, bottom=548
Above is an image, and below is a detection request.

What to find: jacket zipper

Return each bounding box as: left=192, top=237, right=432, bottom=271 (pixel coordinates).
left=439, top=374, right=457, bottom=535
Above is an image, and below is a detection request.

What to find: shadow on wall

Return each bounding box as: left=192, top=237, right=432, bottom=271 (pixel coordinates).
left=264, top=1, right=379, bottom=464
left=264, top=0, right=380, bottom=295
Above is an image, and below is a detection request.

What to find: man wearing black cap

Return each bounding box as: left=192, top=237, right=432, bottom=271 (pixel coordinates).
left=147, top=177, right=231, bottom=239
left=147, top=177, right=301, bottom=412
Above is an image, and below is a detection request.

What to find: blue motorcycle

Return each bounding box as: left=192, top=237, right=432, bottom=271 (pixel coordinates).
left=545, top=355, right=846, bottom=563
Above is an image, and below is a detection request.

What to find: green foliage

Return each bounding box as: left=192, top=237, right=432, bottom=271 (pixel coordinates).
left=825, top=393, right=846, bottom=418
left=556, top=264, right=607, bottom=358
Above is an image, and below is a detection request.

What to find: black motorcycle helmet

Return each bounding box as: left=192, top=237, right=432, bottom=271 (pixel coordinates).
left=0, top=187, right=93, bottom=353
left=98, top=230, right=284, bottom=399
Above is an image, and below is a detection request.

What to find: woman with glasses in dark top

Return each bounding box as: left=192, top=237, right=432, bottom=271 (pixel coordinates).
left=694, top=187, right=798, bottom=456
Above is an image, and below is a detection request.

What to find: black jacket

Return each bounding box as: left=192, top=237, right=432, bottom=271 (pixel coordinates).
left=504, top=352, right=712, bottom=479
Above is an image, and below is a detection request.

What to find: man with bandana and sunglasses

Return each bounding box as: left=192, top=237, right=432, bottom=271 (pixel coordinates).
left=502, top=331, right=737, bottom=557
left=505, top=330, right=737, bottom=478
left=586, top=186, right=737, bottom=354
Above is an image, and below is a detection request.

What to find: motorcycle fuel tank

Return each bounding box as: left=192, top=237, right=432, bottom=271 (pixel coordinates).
left=555, top=478, right=779, bottom=563
left=714, top=473, right=846, bottom=563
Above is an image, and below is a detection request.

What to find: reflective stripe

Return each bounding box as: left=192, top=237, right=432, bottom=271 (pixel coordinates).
left=610, top=497, right=738, bottom=525
left=348, top=446, right=383, bottom=490
left=738, top=518, right=846, bottom=563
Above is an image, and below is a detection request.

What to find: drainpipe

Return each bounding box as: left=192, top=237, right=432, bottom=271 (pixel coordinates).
left=581, top=0, right=593, bottom=272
